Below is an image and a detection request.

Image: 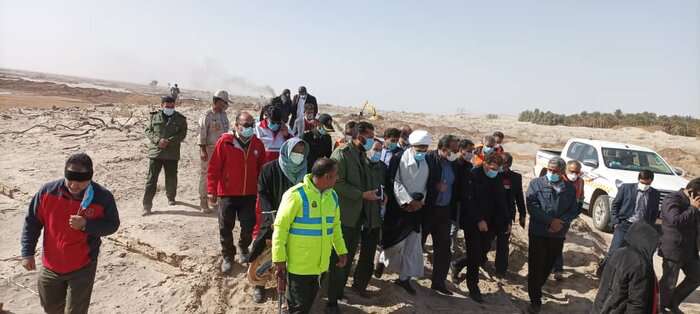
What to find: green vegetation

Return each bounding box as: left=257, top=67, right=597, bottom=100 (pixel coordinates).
left=485, top=114, right=499, bottom=119
left=518, top=109, right=700, bottom=137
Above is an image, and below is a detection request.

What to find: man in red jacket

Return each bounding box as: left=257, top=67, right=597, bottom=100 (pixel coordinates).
left=21, top=153, right=120, bottom=314
left=208, top=112, right=267, bottom=274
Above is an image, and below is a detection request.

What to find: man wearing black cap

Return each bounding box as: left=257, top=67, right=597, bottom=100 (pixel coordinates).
left=291, top=86, right=318, bottom=136
left=21, top=153, right=120, bottom=314
left=302, top=113, right=334, bottom=171
left=142, top=95, right=188, bottom=215
left=270, top=89, right=293, bottom=125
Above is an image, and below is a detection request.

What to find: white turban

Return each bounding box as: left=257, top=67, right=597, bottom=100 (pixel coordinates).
left=408, top=130, right=432, bottom=146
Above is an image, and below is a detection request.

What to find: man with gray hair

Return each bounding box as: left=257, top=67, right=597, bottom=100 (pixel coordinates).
left=525, top=157, right=580, bottom=313
left=197, top=90, right=230, bottom=212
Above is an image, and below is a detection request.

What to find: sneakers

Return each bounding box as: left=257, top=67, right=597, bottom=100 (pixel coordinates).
left=239, top=246, right=250, bottom=263
left=168, top=199, right=177, bottom=206
left=253, top=286, right=265, bottom=303
left=373, top=262, right=385, bottom=279
left=431, top=285, right=453, bottom=296
left=394, top=279, right=416, bottom=295
left=221, top=256, right=233, bottom=274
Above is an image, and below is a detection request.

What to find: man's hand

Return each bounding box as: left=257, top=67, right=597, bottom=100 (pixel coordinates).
left=362, top=190, right=380, bottom=201
left=691, top=195, right=700, bottom=209
left=158, top=138, right=170, bottom=149
left=478, top=220, right=488, bottom=232
left=208, top=194, right=218, bottom=208
left=22, top=256, right=36, bottom=271
left=409, top=200, right=423, bottom=212
left=69, top=215, right=87, bottom=231
left=275, top=262, right=287, bottom=293
left=548, top=218, right=564, bottom=233
left=518, top=215, right=526, bottom=228
left=199, top=149, right=208, bottom=161
left=336, top=254, right=348, bottom=268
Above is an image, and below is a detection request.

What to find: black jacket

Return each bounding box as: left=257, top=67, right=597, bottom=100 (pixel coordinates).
left=611, top=183, right=660, bottom=226
left=270, top=95, right=293, bottom=124
left=464, top=166, right=509, bottom=232
left=381, top=150, right=422, bottom=249
left=290, top=94, right=318, bottom=123
left=502, top=170, right=526, bottom=222
left=454, top=158, right=474, bottom=227
left=592, top=222, right=659, bottom=314
left=424, top=150, right=457, bottom=209
left=659, top=190, right=698, bottom=263
left=302, top=129, right=332, bottom=171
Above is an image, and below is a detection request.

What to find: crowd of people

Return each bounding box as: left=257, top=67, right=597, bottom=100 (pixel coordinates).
left=17, top=87, right=700, bottom=314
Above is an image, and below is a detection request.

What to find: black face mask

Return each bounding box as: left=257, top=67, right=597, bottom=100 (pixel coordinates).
left=65, top=169, right=93, bottom=181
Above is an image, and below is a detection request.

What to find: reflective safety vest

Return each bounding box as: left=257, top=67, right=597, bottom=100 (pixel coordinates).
left=272, top=175, right=348, bottom=275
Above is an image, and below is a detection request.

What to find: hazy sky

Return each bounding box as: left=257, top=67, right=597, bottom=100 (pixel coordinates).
left=1, top=1, right=698, bottom=116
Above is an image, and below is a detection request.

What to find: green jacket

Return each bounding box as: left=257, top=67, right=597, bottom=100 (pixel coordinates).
left=272, top=175, right=348, bottom=275
left=331, top=144, right=382, bottom=229
left=145, top=110, right=188, bottom=160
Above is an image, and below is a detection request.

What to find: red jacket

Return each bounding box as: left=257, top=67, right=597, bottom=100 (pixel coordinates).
left=207, top=133, right=266, bottom=197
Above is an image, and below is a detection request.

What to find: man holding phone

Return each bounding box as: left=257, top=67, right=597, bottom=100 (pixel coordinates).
left=659, top=177, right=700, bottom=313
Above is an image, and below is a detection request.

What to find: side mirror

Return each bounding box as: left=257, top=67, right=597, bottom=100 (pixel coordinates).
left=673, top=167, right=685, bottom=176
left=582, top=159, right=599, bottom=169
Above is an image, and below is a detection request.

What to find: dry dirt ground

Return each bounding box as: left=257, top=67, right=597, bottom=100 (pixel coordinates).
left=0, top=71, right=698, bottom=313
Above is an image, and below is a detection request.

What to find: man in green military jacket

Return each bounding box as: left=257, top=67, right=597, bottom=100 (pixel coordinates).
left=326, top=121, right=384, bottom=313
left=142, top=96, right=188, bottom=215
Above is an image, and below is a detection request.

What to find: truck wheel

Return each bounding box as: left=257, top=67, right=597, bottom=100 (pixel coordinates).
left=592, top=195, right=612, bottom=232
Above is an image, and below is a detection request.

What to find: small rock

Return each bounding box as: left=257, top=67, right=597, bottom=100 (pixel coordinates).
left=118, top=252, right=127, bottom=258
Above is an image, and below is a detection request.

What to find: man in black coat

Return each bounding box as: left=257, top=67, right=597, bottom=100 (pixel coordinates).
left=451, top=153, right=508, bottom=303
left=659, top=177, right=700, bottom=313
left=302, top=113, right=334, bottom=170
left=492, top=153, right=526, bottom=276
left=422, top=135, right=460, bottom=295
left=269, top=89, right=293, bottom=124
left=592, top=221, right=660, bottom=313
left=598, top=170, right=660, bottom=275
left=290, top=86, right=318, bottom=135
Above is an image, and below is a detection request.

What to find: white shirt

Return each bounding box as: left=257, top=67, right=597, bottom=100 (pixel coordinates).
left=293, top=95, right=307, bottom=137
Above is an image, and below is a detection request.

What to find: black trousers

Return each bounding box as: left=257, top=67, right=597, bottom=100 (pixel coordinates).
left=454, top=226, right=494, bottom=294
left=660, top=257, right=700, bottom=308
left=288, top=273, right=320, bottom=314
left=489, top=227, right=510, bottom=274
left=527, top=235, right=564, bottom=305
left=218, top=195, right=256, bottom=258
left=142, top=158, right=179, bottom=209
left=327, top=225, right=380, bottom=304
left=421, top=205, right=452, bottom=288
left=37, top=261, right=97, bottom=314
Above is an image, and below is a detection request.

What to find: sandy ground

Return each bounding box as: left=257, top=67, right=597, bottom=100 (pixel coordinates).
left=0, top=70, right=699, bottom=314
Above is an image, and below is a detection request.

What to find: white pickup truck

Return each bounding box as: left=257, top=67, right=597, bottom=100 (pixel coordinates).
left=533, top=138, right=689, bottom=231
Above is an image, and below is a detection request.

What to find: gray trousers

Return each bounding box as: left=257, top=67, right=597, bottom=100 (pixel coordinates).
left=38, top=261, right=97, bottom=314
left=199, top=145, right=215, bottom=200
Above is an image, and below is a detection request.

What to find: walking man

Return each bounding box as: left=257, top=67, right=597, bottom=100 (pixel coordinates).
left=21, top=153, right=120, bottom=314
left=525, top=157, right=580, bottom=313
left=208, top=112, right=267, bottom=273
left=658, top=178, right=700, bottom=313
left=197, top=90, right=230, bottom=212
left=327, top=122, right=383, bottom=312
left=302, top=113, right=334, bottom=170
left=272, top=158, right=348, bottom=314
left=143, top=95, right=187, bottom=215
left=553, top=160, right=585, bottom=280
left=496, top=153, right=526, bottom=276
left=291, top=86, right=318, bottom=136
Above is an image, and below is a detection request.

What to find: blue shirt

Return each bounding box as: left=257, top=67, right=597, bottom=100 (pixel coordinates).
left=435, top=159, right=455, bottom=206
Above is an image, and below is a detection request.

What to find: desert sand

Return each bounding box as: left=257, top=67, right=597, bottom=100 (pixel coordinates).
left=1, top=69, right=698, bottom=313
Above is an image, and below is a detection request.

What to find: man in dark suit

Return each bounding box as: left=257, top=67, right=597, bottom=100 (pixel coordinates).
left=269, top=89, right=293, bottom=124
left=290, top=86, right=318, bottom=136
left=492, top=153, right=526, bottom=276
left=659, top=177, right=700, bottom=313
left=422, top=134, right=460, bottom=295
left=598, top=170, right=660, bottom=274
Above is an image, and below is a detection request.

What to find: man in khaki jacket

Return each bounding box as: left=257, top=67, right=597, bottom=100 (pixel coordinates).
left=198, top=90, right=230, bottom=212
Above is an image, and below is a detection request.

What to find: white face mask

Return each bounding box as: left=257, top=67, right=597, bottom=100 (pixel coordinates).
left=447, top=152, right=458, bottom=162
left=289, top=152, right=304, bottom=165
left=566, top=173, right=578, bottom=181
left=638, top=183, right=651, bottom=191
left=462, top=152, right=474, bottom=161
left=163, top=108, right=175, bottom=116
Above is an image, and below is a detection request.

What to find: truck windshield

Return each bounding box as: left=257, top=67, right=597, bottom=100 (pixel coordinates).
left=601, top=148, right=673, bottom=175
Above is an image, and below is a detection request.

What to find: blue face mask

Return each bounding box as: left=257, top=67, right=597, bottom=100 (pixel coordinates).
left=414, top=152, right=426, bottom=162
left=362, top=138, right=375, bottom=151
left=387, top=142, right=398, bottom=151
left=269, top=122, right=280, bottom=132
left=370, top=151, right=381, bottom=162
left=485, top=169, right=499, bottom=178
left=483, top=146, right=494, bottom=155
left=546, top=171, right=560, bottom=183
left=240, top=126, right=255, bottom=138
left=318, top=127, right=327, bottom=135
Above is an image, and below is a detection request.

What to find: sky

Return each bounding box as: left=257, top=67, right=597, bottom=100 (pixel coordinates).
left=1, top=0, right=698, bottom=116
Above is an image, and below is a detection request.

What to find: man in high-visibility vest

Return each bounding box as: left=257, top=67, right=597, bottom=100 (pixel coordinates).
left=272, top=158, right=348, bottom=314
